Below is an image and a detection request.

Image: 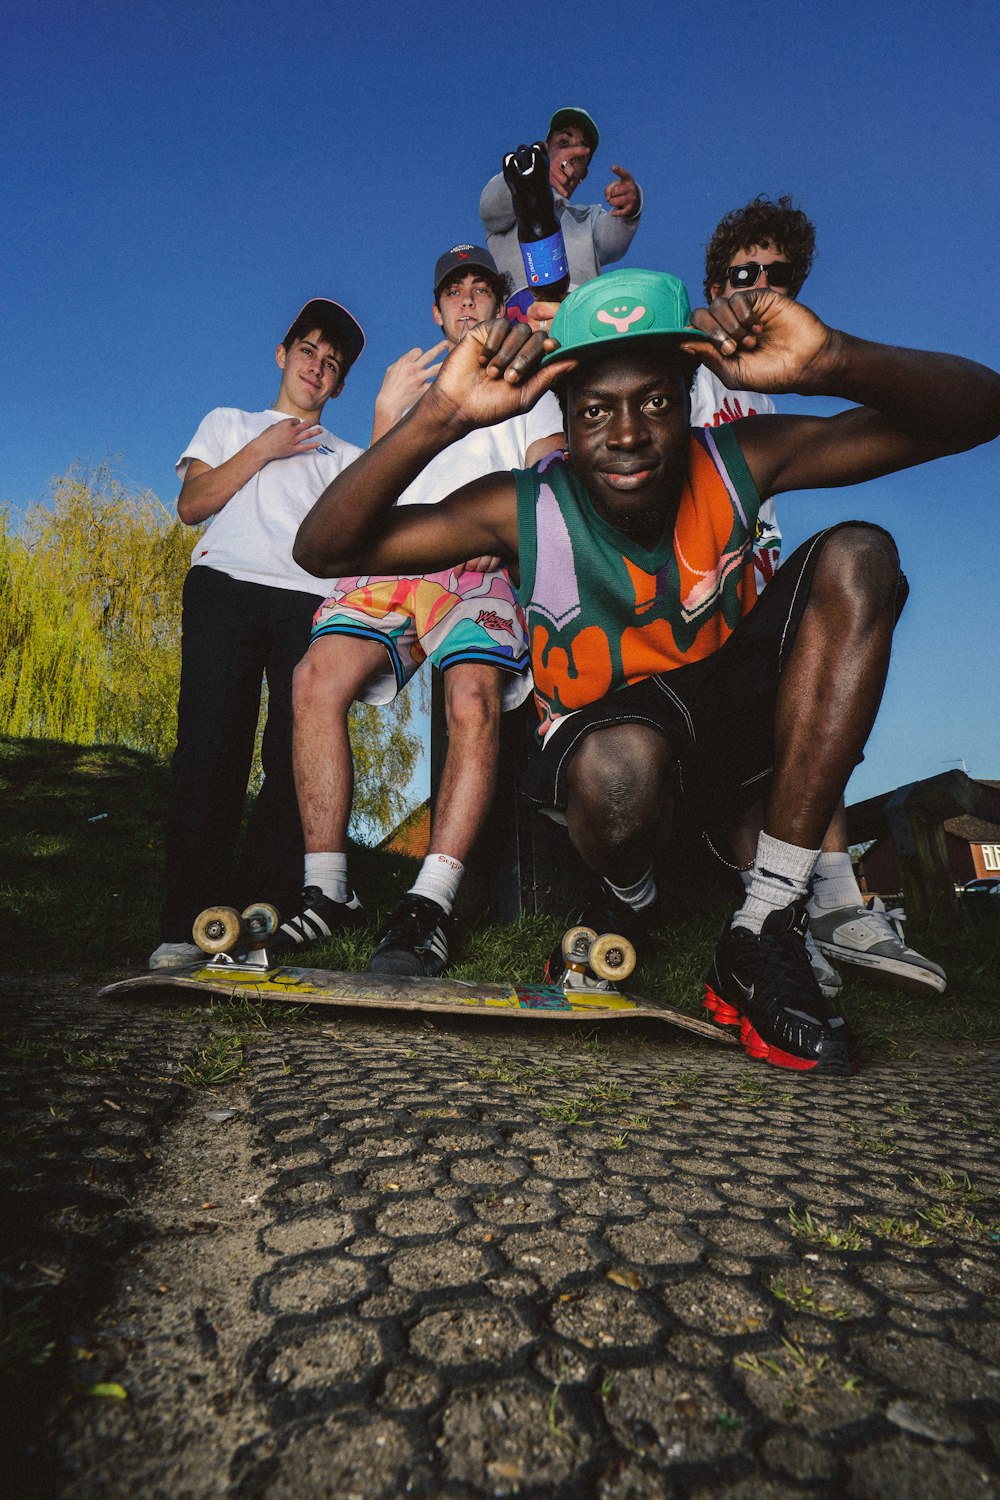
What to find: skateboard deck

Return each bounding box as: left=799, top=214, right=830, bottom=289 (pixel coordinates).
left=100, top=962, right=732, bottom=1045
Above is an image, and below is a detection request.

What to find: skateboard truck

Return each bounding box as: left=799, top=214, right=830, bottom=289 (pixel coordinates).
left=560, top=925, right=637, bottom=992
left=191, top=903, right=280, bottom=972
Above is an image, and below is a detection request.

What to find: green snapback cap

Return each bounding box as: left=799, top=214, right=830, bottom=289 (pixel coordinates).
left=542, top=270, right=702, bottom=367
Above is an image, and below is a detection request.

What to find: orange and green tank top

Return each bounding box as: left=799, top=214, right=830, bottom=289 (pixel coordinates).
left=514, top=427, right=761, bottom=738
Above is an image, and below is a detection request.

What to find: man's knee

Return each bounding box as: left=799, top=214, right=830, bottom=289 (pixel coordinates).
left=813, top=524, right=900, bottom=609
left=293, top=638, right=372, bottom=717
left=443, top=668, right=503, bottom=739
left=567, top=725, right=672, bottom=826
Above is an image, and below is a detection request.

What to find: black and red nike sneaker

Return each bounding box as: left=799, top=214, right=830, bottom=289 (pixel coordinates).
left=704, top=901, right=857, bottom=1074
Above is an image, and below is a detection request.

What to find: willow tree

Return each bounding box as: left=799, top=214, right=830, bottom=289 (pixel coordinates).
left=0, top=463, right=421, bottom=839
left=0, top=463, right=187, bottom=753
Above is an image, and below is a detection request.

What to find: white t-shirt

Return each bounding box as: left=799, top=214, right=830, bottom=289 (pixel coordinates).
left=396, top=392, right=563, bottom=506
left=690, top=366, right=782, bottom=587
left=179, top=408, right=364, bottom=595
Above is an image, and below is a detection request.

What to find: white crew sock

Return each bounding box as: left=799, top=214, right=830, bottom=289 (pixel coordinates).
left=733, top=830, right=820, bottom=935
left=410, top=852, right=464, bottom=915
left=605, top=866, right=657, bottom=911
left=303, top=852, right=350, bottom=903
left=808, top=851, right=865, bottom=912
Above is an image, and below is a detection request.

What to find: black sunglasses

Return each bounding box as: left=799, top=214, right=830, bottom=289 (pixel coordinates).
left=726, top=260, right=795, bottom=291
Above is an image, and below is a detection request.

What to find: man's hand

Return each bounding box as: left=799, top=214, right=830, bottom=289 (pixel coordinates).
left=525, top=299, right=562, bottom=336
left=462, top=554, right=503, bottom=573
left=177, top=418, right=322, bottom=524
left=423, top=319, right=574, bottom=434
left=254, top=418, right=324, bottom=461
left=372, top=342, right=449, bottom=439
left=549, top=145, right=591, bottom=199
left=604, top=165, right=639, bottom=218
left=681, top=290, right=835, bottom=396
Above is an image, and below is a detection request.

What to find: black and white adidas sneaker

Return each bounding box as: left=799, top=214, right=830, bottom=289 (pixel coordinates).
left=270, top=886, right=365, bottom=952
left=369, top=894, right=453, bottom=977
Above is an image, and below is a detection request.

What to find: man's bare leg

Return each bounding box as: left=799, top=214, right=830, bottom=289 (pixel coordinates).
left=534, top=722, right=674, bottom=983
left=292, top=635, right=390, bottom=853
left=565, top=722, right=673, bottom=882
left=271, top=635, right=389, bottom=949
left=400, top=661, right=505, bottom=912
left=764, top=527, right=900, bottom=850
left=696, top=527, right=897, bottom=1070
left=428, top=662, right=504, bottom=863
left=728, top=526, right=899, bottom=943
left=369, top=662, right=508, bottom=976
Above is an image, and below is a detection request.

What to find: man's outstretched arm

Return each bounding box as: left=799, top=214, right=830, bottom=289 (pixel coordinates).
left=294, top=320, right=573, bottom=578
left=682, top=291, right=1000, bottom=497
left=479, top=172, right=517, bottom=235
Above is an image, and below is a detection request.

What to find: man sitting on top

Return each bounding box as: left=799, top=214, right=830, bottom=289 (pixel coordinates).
left=480, top=106, right=641, bottom=320
left=290, top=270, right=1000, bottom=1073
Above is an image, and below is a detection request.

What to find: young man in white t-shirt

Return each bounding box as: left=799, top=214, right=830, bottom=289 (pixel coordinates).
left=275, top=246, right=564, bottom=975
left=150, top=298, right=366, bottom=969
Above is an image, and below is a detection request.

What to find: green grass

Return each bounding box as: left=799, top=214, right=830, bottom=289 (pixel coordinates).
left=788, top=1206, right=863, bottom=1251
left=0, top=735, right=419, bottom=974
left=3, top=734, right=999, bottom=1066
left=180, top=1033, right=247, bottom=1086
left=2, top=736, right=171, bottom=970
left=852, top=1215, right=935, bottom=1247
left=769, top=1278, right=851, bottom=1319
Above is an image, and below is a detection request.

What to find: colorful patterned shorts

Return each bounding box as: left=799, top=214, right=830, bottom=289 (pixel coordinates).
left=311, top=565, right=531, bottom=710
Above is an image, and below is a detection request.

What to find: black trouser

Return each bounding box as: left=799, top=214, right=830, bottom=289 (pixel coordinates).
left=159, top=567, right=322, bottom=942
left=523, top=522, right=907, bottom=842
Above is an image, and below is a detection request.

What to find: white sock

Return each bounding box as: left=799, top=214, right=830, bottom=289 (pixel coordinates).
left=304, top=852, right=349, bottom=903
left=733, top=831, right=820, bottom=935
left=808, top=851, right=864, bottom=912
left=410, top=852, right=464, bottom=915
left=605, top=866, right=657, bottom=911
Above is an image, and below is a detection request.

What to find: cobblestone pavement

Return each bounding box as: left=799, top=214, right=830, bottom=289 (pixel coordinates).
left=3, top=975, right=1000, bottom=1499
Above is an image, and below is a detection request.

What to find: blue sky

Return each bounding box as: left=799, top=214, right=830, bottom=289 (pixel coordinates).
left=3, top=0, right=998, bottom=805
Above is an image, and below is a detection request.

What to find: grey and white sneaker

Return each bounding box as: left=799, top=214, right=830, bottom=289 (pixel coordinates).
left=149, top=941, right=202, bottom=970
left=270, top=886, right=365, bottom=952
left=804, top=926, right=843, bottom=1000
left=808, top=897, right=946, bottom=995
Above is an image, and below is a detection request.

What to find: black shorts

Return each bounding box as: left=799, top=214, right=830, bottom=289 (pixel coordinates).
left=522, top=523, right=907, bottom=837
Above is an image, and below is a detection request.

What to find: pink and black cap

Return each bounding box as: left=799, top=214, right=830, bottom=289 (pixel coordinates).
left=283, top=298, right=365, bottom=370
left=433, top=244, right=499, bottom=293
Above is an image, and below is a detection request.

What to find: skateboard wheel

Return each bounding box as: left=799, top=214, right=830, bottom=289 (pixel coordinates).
left=589, top=932, right=636, bottom=983
left=192, top=905, right=243, bottom=955
left=562, top=925, right=598, bottom=965
left=241, top=902, right=280, bottom=943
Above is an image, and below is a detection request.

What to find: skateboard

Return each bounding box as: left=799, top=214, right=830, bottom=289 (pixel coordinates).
left=100, top=907, right=731, bottom=1046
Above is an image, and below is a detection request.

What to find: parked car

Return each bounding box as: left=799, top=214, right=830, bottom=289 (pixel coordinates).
left=959, top=877, right=1000, bottom=901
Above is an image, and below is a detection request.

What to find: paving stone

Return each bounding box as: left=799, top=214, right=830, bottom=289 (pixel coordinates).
left=4, top=980, right=1000, bottom=1497
left=409, top=1302, right=533, bottom=1367
left=437, top=1377, right=592, bottom=1492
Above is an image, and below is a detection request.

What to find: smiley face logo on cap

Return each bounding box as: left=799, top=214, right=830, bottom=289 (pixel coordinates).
left=590, top=299, right=654, bottom=338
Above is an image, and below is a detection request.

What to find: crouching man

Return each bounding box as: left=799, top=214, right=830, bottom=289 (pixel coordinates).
left=290, top=271, right=1000, bottom=1072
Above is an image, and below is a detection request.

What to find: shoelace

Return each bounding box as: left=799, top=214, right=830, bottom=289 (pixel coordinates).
left=387, top=899, right=440, bottom=942
left=740, top=924, right=825, bottom=1020
left=861, top=898, right=907, bottom=944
